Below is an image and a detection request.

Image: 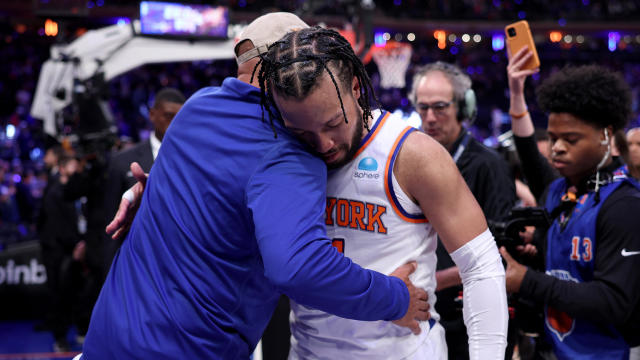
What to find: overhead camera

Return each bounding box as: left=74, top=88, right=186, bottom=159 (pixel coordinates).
left=65, top=72, right=117, bottom=163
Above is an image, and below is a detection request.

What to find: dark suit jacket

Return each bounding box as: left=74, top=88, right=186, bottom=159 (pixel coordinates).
left=101, top=140, right=154, bottom=272
left=105, top=140, right=154, bottom=214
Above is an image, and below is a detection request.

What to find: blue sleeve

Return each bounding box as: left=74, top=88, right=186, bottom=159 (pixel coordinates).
left=246, top=141, right=409, bottom=321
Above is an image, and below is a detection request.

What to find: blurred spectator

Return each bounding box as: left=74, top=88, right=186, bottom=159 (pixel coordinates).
left=38, top=153, right=86, bottom=351
left=627, top=127, right=640, bottom=179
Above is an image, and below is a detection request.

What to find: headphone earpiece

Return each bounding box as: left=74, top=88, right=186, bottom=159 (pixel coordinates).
left=601, top=129, right=609, bottom=145
left=457, top=88, right=477, bottom=124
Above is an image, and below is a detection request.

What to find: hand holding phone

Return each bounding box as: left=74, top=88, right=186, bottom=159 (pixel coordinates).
left=505, top=20, right=540, bottom=70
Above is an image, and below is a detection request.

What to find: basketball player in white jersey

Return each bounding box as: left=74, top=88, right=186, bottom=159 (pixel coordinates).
left=255, top=27, right=508, bottom=359
left=111, top=27, right=508, bottom=359
left=290, top=108, right=450, bottom=360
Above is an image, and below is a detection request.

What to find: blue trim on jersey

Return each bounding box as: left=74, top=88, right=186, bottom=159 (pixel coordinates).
left=386, top=127, right=427, bottom=221
left=359, top=110, right=387, bottom=147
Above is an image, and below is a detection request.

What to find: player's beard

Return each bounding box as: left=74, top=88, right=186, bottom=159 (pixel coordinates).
left=326, top=114, right=365, bottom=170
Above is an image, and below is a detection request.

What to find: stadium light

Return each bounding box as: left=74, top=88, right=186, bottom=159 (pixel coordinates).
left=374, top=32, right=386, bottom=47
left=492, top=34, right=505, bottom=51
left=44, top=19, right=58, bottom=37
left=608, top=31, right=620, bottom=52
left=549, top=31, right=562, bottom=43
left=434, top=30, right=446, bottom=49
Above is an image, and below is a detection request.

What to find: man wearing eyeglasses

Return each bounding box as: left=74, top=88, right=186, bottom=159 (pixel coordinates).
left=409, top=62, right=518, bottom=360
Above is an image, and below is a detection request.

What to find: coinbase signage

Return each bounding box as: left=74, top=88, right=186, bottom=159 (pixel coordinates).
left=0, top=241, right=49, bottom=319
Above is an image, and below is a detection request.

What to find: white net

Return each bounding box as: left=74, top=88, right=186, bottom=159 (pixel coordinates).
left=371, top=42, right=412, bottom=89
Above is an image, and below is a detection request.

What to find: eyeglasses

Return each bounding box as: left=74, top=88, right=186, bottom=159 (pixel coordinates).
left=416, top=100, right=454, bottom=116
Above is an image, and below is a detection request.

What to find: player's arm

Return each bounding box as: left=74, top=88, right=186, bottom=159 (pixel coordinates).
left=395, top=130, right=508, bottom=360
left=435, top=155, right=517, bottom=291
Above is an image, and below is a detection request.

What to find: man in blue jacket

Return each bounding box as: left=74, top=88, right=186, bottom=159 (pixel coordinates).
left=80, top=12, right=428, bottom=359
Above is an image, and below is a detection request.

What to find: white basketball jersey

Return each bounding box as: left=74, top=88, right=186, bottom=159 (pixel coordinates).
left=289, top=110, right=440, bottom=359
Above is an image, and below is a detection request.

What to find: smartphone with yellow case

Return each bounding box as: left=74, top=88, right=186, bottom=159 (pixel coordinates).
left=505, top=20, right=540, bottom=70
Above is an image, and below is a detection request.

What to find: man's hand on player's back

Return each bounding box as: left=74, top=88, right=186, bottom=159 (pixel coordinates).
left=105, top=162, right=147, bottom=240
left=390, top=261, right=430, bottom=334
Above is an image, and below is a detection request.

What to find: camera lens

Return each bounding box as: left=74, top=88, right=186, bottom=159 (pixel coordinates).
left=507, top=27, right=516, bottom=37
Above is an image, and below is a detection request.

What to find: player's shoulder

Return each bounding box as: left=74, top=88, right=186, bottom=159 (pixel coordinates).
left=394, top=129, right=459, bottom=191
left=399, top=129, right=451, bottom=165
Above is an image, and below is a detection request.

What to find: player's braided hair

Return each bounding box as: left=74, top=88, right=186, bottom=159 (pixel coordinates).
left=256, top=26, right=378, bottom=137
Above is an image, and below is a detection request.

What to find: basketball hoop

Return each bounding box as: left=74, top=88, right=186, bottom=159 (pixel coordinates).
left=337, top=23, right=365, bottom=56
left=369, top=41, right=413, bottom=89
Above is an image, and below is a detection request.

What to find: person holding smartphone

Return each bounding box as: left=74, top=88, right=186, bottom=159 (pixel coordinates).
left=501, top=47, right=640, bottom=360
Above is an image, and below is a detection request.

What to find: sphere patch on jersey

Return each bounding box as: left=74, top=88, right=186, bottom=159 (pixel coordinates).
left=357, top=157, right=378, bottom=171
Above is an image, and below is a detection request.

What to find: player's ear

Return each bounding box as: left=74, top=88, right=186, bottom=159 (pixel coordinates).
left=351, top=76, right=361, bottom=100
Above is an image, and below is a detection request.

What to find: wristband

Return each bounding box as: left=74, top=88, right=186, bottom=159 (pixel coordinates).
left=509, top=109, right=529, bottom=119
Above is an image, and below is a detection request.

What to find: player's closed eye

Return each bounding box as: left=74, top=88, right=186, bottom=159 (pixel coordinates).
left=326, top=118, right=343, bottom=129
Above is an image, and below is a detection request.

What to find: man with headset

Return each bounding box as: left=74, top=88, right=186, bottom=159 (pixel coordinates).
left=410, top=62, right=517, bottom=359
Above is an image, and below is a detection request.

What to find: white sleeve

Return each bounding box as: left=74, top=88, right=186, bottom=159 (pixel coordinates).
left=450, top=228, right=508, bottom=360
